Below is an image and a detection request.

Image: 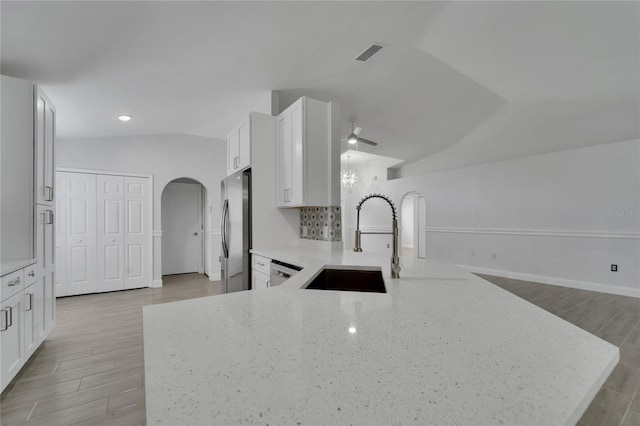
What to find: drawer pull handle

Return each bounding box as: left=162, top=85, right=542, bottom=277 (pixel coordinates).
left=257, top=262, right=265, bottom=267
left=28, top=270, right=35, bottom=277
left=26, top=293, right=33, bottom=311
left=1, top=309, right=7, bottom=331
left=7, top=307, right=12, bottom=328
left=8, top=277, right=21, bottom=287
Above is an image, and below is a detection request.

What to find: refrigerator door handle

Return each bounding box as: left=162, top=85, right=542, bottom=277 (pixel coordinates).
left=221, top=199, right=229, bottom=258
left=224, top=198, right=230, bottom=257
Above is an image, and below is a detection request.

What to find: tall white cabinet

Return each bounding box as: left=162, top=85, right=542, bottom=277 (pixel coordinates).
left=1, top=75, right=56, bottom=392
left=55, top=171, right=151, bottom=297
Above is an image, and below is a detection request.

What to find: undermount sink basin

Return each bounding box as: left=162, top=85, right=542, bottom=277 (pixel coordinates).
left=304, top=267, right=386, bottom=293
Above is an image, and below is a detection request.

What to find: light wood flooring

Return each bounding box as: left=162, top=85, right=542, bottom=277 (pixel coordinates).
left=1, top=273, right=638, bottom=426
left=0, top=273, right=222, bottom=426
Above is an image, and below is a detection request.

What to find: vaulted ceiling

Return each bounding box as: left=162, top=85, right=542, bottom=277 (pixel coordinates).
left=2, top=1, right=638, bottom=172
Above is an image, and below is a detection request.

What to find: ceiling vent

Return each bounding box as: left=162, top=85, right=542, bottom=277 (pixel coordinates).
left=354, top=44, right=384, bottom=62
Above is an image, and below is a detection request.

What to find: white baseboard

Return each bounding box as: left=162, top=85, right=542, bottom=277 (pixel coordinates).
left=150, top=279, right=163, bottom=288
left=459, top=265, right=640, bottom=298
left=208, top=273, right=221, bottom=281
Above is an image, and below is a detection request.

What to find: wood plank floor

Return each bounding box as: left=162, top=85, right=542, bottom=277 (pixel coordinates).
left=0, top=273, right=223, bottom=426
left=1, top=273, right=638, bottom=425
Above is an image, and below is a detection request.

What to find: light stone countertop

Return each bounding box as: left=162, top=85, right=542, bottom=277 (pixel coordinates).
left=143, top=249, right=618, bottom=426
left=1, top=258, right=37, bottom=276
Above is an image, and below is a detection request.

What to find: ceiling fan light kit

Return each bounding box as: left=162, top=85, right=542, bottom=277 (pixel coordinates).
left=343, top=121, right=379, bottom=147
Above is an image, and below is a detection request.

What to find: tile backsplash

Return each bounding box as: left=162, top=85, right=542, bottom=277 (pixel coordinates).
left=300, top=206, right=342, bottom=242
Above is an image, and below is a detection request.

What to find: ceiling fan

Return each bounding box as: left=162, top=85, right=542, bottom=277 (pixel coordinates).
left=342, top=121, right=379, bottom=147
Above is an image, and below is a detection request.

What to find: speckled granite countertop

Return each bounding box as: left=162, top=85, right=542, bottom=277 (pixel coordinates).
left=143, top=250, right=618, bottom=426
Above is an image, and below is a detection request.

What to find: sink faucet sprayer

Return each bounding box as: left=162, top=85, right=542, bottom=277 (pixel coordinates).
left=353, top=193, right=401, bottom=278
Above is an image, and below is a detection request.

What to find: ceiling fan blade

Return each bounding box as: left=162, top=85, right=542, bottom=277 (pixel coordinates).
left=356, top=137, right=378, bottom=146
left=353, top=126, right=362, bottom=136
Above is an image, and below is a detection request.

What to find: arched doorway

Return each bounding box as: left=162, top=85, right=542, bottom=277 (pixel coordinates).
left=400, top=192, right=426, bottom=259
left=161, top=178, right=207, bottom=277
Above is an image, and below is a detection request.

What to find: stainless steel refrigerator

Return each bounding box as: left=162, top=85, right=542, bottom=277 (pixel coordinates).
left=220, top=169, right=251, bottom=293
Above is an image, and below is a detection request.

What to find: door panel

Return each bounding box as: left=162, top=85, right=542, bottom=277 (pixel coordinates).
left=66, top=173, right=96, bottom=295
left=128, top=245, right=143, bottom=278
left=124, top=177, right=149, bottom=289
left=104, top=246, right=122, bottom=280
left=97, top=175, right=124, bottom=291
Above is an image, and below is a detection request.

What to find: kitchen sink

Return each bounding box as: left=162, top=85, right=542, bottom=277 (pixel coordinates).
left=304, top=267, right=386, bottom=293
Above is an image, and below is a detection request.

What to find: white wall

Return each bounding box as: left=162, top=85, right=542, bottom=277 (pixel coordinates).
left=57, top=133, right=226, bottom=285
left=342, top=139, right=640, bottom=297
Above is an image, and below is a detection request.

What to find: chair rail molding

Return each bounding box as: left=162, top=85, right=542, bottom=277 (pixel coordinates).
left=425, top=227, right=639, bottom=240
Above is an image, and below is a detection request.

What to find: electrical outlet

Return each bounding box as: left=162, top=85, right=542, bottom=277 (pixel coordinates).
left=303, top=226, right=308, bottom=237
left=611, top=264, right=618, bottom=272
left=491, top=253, right=497, bottom=259
left=387, top=243, right=390, bottom=248
left=471, top=251, right=476, bottom=257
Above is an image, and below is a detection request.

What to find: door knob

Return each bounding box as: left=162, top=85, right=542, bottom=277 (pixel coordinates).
left=193, top=232, right=198, bottom=236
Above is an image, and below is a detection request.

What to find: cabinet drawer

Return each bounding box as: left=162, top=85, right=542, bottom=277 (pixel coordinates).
left=251, top=255, right=271, bottom=276
left=23, top=265, right=38, bottom=286
left=1, top=269, right=24, bottom=302
left=251, top=270, right=270, bottom=290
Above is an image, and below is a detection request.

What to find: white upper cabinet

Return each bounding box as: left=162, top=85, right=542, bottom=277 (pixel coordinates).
left=227, top=118, right=251, bottom=175
left=276, top=97, right=339, bottom=208
left=35, top=87, right=56, bottom=206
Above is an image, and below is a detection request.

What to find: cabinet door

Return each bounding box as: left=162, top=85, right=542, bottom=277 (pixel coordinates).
left=251, top=270, right=270, bottom=290
left=35, top=204, right=55, bottom=281
left=1, top=291, right=25, bottom=391
left=23, top=283, right=38, bottom=358
left=97, top=175, right=125, bottom=292
left=34, top=87, right=56, bottom=206
left=43, top=269, right=55, bottom=339
left=66, top=173, right=97, bottom=296
left=55, top=172, right=67, bottom=297
left=276, top=113, right=292, bottom=207
left=124, top=177, right=149, bottom=289
left=276, top=99, right=304, bottom=207
left=289, top=102, right=304, bottom=206
left=237, top=119, right=251, bottom=171
left=227, top=128, right=240, bottom=176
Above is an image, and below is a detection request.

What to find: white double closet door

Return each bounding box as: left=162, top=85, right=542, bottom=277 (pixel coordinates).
left=56, top=171, right=150, bottom=297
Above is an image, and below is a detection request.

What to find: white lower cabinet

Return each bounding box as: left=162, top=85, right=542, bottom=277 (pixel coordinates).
left=252, top=270, right=270, bottom=290
left=1, top=290, right=25, bottom=390
left=251, top=254, right=271, bottom=290
left=1, top=262, right=55, bottom=392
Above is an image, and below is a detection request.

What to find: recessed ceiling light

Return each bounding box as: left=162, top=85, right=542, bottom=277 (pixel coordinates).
left=118, top=115, right=132, bottom=122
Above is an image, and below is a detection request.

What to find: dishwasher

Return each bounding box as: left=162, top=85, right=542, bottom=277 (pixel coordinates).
left=269, top=260, right=302, bottom=286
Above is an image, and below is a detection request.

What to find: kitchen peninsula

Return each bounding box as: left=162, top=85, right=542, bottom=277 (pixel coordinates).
left=143, top=250, right=618, bottom=425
